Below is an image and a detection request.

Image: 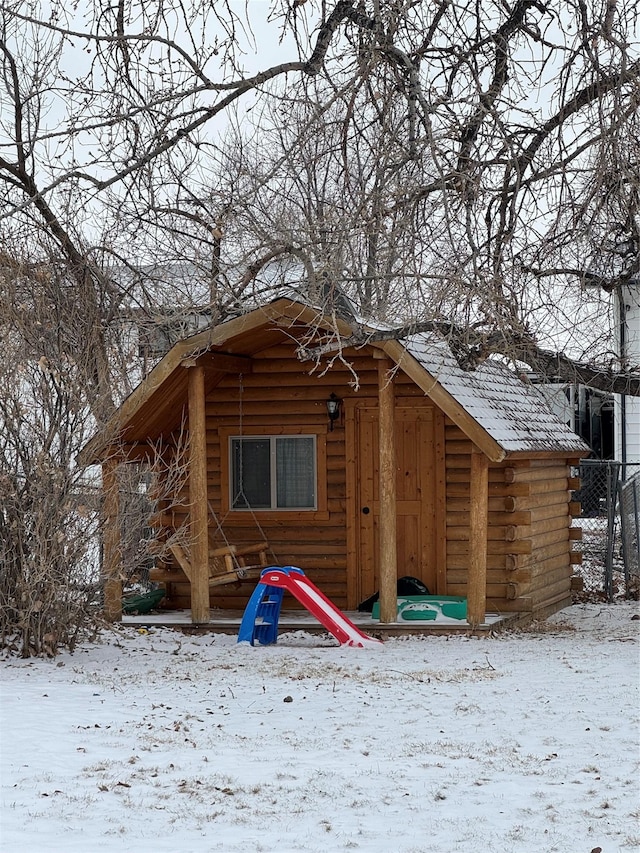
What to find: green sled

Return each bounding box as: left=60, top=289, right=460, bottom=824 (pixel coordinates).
left=122, top=588, right=166, bottom=615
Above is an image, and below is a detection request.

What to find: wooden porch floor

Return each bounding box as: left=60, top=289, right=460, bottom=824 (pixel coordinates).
left=121, top=608, right=522, bottom=637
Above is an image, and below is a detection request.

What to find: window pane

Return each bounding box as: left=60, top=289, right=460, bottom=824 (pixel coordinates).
left=276, top=437, right=315, bottom=508
left=232, top=439, right=270, bottom=508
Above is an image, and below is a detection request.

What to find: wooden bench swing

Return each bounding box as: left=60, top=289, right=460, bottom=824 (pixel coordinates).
left=148, top=502, right=273, bottom=591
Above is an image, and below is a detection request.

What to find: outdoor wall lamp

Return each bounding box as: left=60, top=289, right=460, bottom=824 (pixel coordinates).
left=326, top=393, right=342, bottom=431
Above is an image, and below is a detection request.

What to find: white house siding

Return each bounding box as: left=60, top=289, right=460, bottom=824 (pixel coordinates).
left=616, top=282, right=640, bottom=465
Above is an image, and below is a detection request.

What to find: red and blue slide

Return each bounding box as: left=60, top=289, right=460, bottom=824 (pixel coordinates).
left=238, top=566, right=382, bottom=647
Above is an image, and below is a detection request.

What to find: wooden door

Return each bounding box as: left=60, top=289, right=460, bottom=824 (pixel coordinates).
left=353, top=404, right=438, bottom=606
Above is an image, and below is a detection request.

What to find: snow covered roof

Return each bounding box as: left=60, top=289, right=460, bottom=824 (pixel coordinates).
left=402, top=334, right=588, bottom=455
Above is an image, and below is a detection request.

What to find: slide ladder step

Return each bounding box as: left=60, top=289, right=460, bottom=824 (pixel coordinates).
left=237, top=576, right=284, bottom=645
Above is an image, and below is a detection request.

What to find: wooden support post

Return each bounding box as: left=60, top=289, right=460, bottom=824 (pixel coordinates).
left=468, top=448, right=489, bottom=627
left=188, top=365, right=210, bottom=624
left=102, top=458, right=122, bottom=622
left=377, top=355, right=397, bottom=624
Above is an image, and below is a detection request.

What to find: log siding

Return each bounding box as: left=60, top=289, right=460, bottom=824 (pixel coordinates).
left=443, top=420, right=581, bottom=615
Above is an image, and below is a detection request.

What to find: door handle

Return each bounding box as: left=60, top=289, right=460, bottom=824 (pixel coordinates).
left=362, top=506, right=370, bottom=515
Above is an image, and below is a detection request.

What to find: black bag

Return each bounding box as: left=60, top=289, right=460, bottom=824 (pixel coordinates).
left=357, top=576, right=431, bottom=612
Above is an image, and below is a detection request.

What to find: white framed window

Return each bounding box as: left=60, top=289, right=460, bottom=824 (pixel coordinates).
left=230, top=435, right=317, bottom=510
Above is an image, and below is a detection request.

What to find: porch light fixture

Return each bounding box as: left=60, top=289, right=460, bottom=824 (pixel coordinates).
left=326, top=393, right=342, bottom=431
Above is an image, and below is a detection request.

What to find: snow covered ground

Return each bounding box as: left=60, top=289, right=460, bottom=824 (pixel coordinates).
left=2, top=602, right=639, bottom=853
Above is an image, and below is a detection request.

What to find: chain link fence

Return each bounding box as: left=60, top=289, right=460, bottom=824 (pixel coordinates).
left=573, top=460, right=640, bottom=601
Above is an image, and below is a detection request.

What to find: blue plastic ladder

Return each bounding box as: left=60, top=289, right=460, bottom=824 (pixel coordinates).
left=237, top=576, right=285, bottom=645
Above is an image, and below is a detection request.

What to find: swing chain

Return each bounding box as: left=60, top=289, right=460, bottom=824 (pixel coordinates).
left=207, top=372, right=275, bottom=571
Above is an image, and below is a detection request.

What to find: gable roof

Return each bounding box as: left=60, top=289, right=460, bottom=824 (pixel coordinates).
left=79, top=298, right=588, bottom=465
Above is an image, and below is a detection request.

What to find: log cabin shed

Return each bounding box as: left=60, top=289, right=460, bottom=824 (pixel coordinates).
left=80, top=298, right=588, bottom=629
